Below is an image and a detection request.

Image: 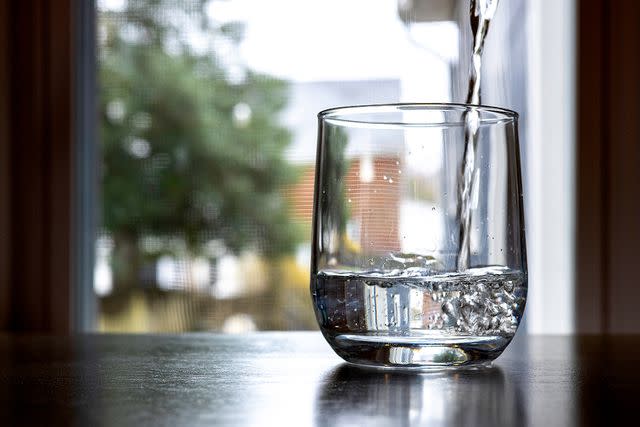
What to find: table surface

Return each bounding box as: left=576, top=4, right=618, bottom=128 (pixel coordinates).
left=0, top=332, right=637, bottom=426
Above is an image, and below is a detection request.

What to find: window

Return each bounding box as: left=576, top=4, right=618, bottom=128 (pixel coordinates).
left=93, top=0, right=575, bottom=333
left=94, top=0, right=456, bottom=332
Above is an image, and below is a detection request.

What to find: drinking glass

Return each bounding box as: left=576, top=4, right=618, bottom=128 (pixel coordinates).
left=310, top=104, right=527, bottom=368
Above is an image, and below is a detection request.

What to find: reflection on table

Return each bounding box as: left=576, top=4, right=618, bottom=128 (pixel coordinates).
left=316, top=364, right=524, bottom=427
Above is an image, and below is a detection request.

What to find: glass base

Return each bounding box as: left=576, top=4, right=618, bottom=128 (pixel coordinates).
left=324, top=332, right=511, bottom=369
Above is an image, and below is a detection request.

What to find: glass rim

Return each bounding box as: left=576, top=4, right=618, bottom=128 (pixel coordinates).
left=318, top=103, right=518, bottom=127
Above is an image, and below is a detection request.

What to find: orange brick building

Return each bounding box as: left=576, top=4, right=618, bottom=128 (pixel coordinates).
left=285, top=155, right=402, bottom=253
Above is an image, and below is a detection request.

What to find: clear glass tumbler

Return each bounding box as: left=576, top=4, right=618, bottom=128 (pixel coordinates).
left=310, top=104, right=527, bottom=368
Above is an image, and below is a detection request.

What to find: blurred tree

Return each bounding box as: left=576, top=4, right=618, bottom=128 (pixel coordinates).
left=99, top=0, right=300, bottom=296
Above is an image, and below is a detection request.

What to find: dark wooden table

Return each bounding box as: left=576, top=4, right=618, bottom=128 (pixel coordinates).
left=0, top=332, right=637, bottom=426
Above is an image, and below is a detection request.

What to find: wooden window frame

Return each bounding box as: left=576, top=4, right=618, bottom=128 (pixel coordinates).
left=0, top=0, right=96, bottom=333
left=576, top=0, right=640, bottom=333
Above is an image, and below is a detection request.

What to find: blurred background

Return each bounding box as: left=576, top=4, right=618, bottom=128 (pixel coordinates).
left=3, top=0, right=635, bottom=335
left=91, top=0, right=568, bottom=333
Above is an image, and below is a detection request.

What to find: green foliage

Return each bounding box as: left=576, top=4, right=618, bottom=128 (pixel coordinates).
left=99, top=0, right=300, bottom=258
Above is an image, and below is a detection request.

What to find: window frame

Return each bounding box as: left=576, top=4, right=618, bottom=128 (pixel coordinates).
left=0, top=0, right=96, bottom=333
left=1, top=0, right=638, bottom=333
